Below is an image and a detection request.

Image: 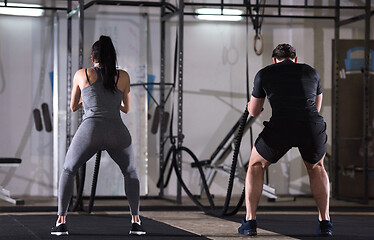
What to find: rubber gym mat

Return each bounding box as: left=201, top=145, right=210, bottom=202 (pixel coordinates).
left=0, top=214, right=209, bottom=240
left=224, top=213, right=374, bottom=240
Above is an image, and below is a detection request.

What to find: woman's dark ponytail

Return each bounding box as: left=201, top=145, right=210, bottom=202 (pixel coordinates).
left=91, top=35, right=117, bottom=92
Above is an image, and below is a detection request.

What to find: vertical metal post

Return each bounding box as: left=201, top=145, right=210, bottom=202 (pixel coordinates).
left=78, top=0, right=84, bottom=70
left=78, top=0, right=84, bottom=123
left=159, top=0, right=166, bottom=198
left=362, top=0, right=371, bottom=203
left=176, top=0, right=184, bottom=204
left=52, top=11, right=59, bottom=197
left=332, top=0, right=340, bottom=198
left=66, top=0, right=72, bottom=151
left=74, top=0, right=86, bottom=211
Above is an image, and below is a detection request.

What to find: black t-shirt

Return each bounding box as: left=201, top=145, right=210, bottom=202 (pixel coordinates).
left=252, top=59, right=324, bottom=123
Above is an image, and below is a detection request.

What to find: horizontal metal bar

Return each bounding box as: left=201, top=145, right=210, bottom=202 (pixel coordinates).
left=185, top=12, right=335, bottom=20
left=130, top=82, right=174, bottom=87
left=185, top=3, right=243, bottom=8
left=68, top=0, right=178, bottom=19
left=0, top=5, right=66, bottom=11
left=88, top=0, right=178, bottom=12
left=185, top=2, right=366, bottom=10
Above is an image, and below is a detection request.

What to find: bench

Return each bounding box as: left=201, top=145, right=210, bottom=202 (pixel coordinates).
left=0, top=158, right=25, bottom=205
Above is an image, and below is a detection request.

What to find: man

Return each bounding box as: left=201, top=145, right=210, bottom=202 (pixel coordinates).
left=238, top=44, right=332, bottom=236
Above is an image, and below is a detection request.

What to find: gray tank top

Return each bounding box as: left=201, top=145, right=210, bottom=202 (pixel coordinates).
left=81, top=67, right=123, bottom=120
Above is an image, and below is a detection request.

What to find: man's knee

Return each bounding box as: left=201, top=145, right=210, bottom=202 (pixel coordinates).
left=249, top=160, right=270, bottom=170
left=249, top=147, right=272, bottom=169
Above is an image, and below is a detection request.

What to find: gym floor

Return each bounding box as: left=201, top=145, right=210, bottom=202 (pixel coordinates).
left=1, top=195, right=373, bottom=239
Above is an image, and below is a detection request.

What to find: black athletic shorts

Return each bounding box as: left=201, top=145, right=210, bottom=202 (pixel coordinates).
left=255, top=120, right=327, bottom=164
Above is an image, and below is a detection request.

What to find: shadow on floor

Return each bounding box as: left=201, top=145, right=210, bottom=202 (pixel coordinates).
left=0, top=214, right=209, bottom=240
left=224, top=213, right=374, bottom=240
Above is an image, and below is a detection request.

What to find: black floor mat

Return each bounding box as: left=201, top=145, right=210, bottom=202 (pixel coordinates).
left=0, top=214, right=209, bottom=240
left=225, top=213, right=374, bottom=240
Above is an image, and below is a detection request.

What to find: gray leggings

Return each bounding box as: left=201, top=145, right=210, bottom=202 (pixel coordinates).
left=58, top=118, right=140, bottom=216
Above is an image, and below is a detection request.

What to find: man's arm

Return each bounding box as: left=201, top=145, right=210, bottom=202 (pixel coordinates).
left=315, top=93, right=322, bottom=112
left=247, top=96, right=265, bottom=117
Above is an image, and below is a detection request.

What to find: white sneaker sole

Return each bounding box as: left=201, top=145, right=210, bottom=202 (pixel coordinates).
left=51, top=231, right=69, bottom=236
left=129, top=230, right=146, bottom=235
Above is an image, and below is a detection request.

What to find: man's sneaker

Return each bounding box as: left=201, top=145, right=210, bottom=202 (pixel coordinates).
left=51, top=223, right=69, bottom=236
left=238, top=218, right=257, bottom=236
left=129, top=222, right=146, bottom=235
left=317, top=220, right=333, bottom=236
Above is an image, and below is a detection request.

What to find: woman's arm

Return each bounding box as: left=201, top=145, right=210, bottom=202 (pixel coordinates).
left=120, top=92, right=131, bottom=114
left=120, top=71, right=131, bottom=114
left=70, top=70, right=83, bottom=112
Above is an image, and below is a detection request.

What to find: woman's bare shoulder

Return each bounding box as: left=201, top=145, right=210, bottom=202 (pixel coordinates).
left=117, top=69, right=130, bottom=92
left=118, top=69, right=130, bottom=79
left=75, top=68, right=85, bottom=76
left=73, top=69, right=85, bottom=82
left=74, top=68, right=96, bottom=88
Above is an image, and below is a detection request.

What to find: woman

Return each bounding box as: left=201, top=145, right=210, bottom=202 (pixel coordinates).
left=51, top=35, right=146, bottom=236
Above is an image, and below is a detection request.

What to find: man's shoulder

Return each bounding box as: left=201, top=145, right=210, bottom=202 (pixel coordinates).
left=258, top=64, right=276, bottom=74
left=257, top=62, right=318, bottom=76
left=296, top=62, right=317, bottom=71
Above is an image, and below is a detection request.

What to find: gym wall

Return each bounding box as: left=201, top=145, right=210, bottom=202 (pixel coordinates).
left=0, top=5, right=373, bottom=198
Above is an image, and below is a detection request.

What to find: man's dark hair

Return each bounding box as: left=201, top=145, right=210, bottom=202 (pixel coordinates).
left=272, top=44, right=296, bottom=60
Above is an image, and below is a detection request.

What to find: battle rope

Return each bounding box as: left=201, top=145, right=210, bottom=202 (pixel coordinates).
left=157, top=108, right=250, bottom=217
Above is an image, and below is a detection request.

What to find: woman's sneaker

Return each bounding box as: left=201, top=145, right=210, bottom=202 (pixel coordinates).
left=317, top=220, right=333, bottom=236
left=129, top=222, right=146, bottom=235
left=51, top=223, right=69, bottom=236
left=238, top=218, right=257, bottom=236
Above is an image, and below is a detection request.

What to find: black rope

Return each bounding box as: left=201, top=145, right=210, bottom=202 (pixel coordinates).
left=88, top=150, right=102, bottom=213
left=220, top=108, right=249, bottom=216
left=70, top=163, right=86, bottom=211
left=157, top=107, right=250, bottom=217
left=156, top=146, right=175, bottom=188
left=71, top=150, right=101, bottom=212
left=168, top=28, right=179, bottom=146
left=156, top=5, right=255, bottom=216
